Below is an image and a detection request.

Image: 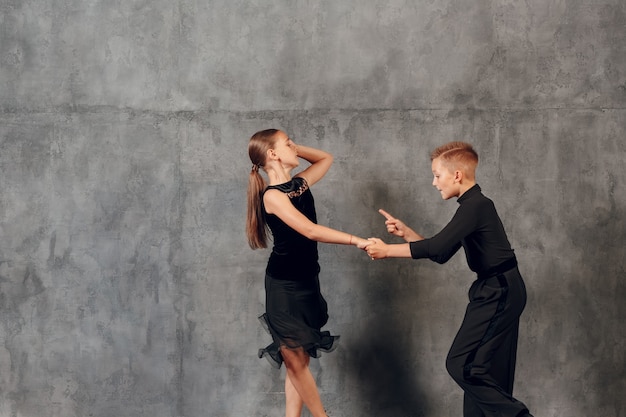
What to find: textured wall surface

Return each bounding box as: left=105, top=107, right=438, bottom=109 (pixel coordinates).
left=1, top=1, right=625, bottom=417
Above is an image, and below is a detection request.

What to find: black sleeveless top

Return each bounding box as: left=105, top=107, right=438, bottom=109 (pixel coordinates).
left=263, top=177, right=320, bottom=280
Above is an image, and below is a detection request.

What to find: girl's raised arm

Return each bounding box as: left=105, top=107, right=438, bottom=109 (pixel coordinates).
left=294, top=144, right=333, bottom=187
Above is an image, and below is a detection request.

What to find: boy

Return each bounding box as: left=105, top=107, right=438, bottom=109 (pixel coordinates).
left=366, top=142, right=534, bottom=417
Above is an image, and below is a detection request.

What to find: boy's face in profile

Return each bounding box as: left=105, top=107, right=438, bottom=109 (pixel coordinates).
left=431, top=158, right=460, bottom=200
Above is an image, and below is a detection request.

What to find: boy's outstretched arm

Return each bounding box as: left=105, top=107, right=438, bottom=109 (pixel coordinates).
left=366, top=238, right=412, bottom=259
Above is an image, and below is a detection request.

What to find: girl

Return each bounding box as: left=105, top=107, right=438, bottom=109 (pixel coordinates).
left=246, top=129, right=370, bottom=417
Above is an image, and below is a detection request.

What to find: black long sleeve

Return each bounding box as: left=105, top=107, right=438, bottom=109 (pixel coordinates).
left=409, top=185, right=515, bottom=274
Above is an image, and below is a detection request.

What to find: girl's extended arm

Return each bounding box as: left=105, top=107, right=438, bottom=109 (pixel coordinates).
left=264, top=189, right=370, bottom=249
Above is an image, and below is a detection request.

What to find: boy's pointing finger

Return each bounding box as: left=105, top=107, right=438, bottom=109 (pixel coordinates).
left=378, top=209, right=395, bottom=220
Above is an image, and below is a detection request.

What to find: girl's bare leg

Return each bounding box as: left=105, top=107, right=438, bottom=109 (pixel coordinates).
left=280, top=346, right=328, bottom=417
left=285, top=371, right=304, bottom=417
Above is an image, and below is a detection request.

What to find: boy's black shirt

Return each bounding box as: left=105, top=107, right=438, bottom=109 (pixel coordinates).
left=409, top=184, right=516, bottom=274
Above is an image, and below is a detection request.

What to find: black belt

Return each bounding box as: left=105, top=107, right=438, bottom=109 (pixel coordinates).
left=477, top=257, right=518, bottom=280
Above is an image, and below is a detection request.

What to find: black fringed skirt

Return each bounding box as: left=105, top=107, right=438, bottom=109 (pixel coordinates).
left=258, top=273, right=340, bottom=368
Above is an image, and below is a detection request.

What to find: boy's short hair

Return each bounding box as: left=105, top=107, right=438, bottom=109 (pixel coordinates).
left=430, top=142, right=479, bottom=177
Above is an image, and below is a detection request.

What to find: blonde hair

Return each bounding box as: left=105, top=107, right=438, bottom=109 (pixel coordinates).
left=430, top=141, right=478, bottom=178
left=246, top=129, right=280, bottom=249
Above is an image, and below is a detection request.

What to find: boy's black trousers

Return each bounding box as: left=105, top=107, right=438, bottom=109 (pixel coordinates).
left=446, top=265, right=532, bottom=417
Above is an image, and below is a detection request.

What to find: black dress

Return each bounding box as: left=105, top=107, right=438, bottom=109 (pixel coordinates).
left=258, top=177, right=339, bottom=368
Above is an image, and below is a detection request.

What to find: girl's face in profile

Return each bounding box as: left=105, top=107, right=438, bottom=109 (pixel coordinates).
left=270, top=131, right=299, bottom=168
left=431, top=158, right=460, bottom=200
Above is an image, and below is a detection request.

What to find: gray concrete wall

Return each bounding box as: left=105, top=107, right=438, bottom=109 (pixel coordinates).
left=1, top=1, right=624, bottom=416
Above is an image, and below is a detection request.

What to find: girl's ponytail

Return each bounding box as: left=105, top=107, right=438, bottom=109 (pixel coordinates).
left=246, top=164, right=267, bottom=249
left=246, top=129, right=279, bottom=249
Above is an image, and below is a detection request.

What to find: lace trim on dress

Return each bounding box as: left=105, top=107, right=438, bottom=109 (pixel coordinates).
left=285, top=177, right=309, bottom=198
